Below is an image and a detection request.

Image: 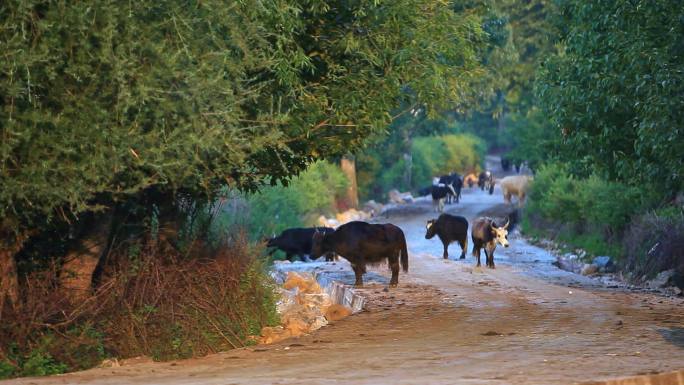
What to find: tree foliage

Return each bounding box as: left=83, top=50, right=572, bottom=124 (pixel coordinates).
left=357, top=133, right=485, bottom=200
left=536, top=0, right=684, bottom=194
left=0, top=0, right=488, bottom=240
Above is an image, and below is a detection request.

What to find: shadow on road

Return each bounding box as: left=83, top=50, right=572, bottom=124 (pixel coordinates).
left=658, top=327, right=684, bottom=349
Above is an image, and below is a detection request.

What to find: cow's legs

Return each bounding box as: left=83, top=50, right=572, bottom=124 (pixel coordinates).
left=389, top=254, right=400, bottom=287
left=286, top=253, right=293, bottom=262
left=486, top=246, right=496, bottom=268
left=503, top=190, right=511, bottom=204
left=474, top=246, right=481, bottom=267
left=458, top=239, right=467, bottom=259
left=351, top=263, right=364, bottom=287
left=442, top=240, right=449, bottom=259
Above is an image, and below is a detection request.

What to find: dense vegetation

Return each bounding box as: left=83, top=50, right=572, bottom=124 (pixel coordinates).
left=1, top=0, right=682, bottom=378
left=215, top=161, right=348, bottom=242
left=1, top=238, right=277, bottom=378
left=357, top=132, right=485, bottom=200
left=0, top=0, right=496, bottom=377
left=537, top=0, right=684, bottom=194
left=513, top=0, right=683, bottom=279
left=0, top=0, right=487, bottom=247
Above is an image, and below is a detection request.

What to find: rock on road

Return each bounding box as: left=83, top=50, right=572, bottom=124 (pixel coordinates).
left=4, top=187, right=683, bottom=385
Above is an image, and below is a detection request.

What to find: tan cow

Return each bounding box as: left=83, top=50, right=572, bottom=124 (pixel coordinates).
left=499, top=175, right=533, bottom=206
left=463, top=173, right=479, bottom=188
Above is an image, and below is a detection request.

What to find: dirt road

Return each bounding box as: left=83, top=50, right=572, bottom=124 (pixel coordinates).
left=5, top=188, right=683, bottom=385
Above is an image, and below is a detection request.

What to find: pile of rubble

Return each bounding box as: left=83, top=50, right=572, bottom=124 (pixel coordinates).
left=387, top=189, right=414, bottom=204
left=259, top=272, right=353, bottom=344
left=315, top=188, right=416, bottom=228
left=317, top=208, right=373, bottom=228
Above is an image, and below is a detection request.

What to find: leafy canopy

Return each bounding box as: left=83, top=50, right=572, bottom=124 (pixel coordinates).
left=1, top=0, right=488, bottom=236
left=536, top=0, right=684, bottom=194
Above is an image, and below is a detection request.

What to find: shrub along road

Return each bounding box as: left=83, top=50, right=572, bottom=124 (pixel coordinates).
left=4, top=188, right=683, bottom=385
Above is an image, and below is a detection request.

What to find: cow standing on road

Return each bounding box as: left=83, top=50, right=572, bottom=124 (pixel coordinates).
left=267, top=227, right=335, bottom=262
left=471, top=217, right=509, bottom=268
left=425, top=214, right=469, bottom=260
left=431, top=184, right=455, bottom=213
left=311, top=221, right=409, bottom=287
left=478, top=171, right=495, bottom=195
left=500, top=175, right=533, bottom=207
left=439, top=173, right=463, bottom=204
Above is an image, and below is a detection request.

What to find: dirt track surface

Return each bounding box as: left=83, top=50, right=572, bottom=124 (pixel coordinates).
left=5, top=189, right=683, bottom=385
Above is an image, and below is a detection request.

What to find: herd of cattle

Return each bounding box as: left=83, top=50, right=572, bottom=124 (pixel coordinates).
left=422, top=170, right=530, bottom=212
left=266, top=170, right=525, bottom=287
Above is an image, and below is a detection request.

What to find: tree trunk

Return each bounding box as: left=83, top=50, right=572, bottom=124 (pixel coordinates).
left=340, top=155, right=359, bottom=209
left=498, top=91, right=506, bottom=133
left=0, top=235, right=25, bottom=318
left=60, top=212, right=114, bottom=302
left=403, top=152, right=412, bottom=188
left=0, top=250, right=18, bottom=306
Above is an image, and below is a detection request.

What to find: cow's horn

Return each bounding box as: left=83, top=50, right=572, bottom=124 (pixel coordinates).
left=502, top=217, right=510, bottom=230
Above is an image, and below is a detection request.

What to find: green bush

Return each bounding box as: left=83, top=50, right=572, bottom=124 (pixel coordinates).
left=413, top=134, right=485, bottom=186
left=359, top=133, right=485, bottom=199
left=0, top=360, right=15, bottom=379
left=20, top=351, right=68, bottom=378
left=214, top=161, right=348, bottom=241
left=525, top=163, right=650, bottom=258
left=623, top=206, right=684, bottom=280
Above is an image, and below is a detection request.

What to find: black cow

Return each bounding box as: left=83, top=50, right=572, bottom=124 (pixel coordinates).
left=418, top=186, right=433, bottom=197
left=267, top=227, right=335, bottom=262
left=501, top=157, right=512, bottom=172
left=431, top=184, right=454, bottom=212
left=478, top=171, right=495, bottom=195
left=439, top=173, right=463, bottom=204
left=311, top=221, right=409, bottom=287
left=471, top=217, right=509, bottom=268
left=425, top=214, right=469, bottom=260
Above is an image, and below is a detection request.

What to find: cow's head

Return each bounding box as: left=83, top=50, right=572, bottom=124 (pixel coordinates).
left=425, top=219, right=437, bottom=239
left=490, top=218, right=510, bottom=248
left=265, top=233, right=277, bottom=248
left=310, top=230, right=326, bottom=259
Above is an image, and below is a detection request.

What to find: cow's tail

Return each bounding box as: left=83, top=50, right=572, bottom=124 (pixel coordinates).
left=400, top=234, right=409, bottom=273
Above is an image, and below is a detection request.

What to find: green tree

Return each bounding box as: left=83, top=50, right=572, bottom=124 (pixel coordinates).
left=0, top=1, right=490, bottom=307
left=536, top=0, right=684, bottom=195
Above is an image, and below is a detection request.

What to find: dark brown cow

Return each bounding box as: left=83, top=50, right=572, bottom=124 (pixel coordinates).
left=478, top=170, right=495, bottom=195
left=425, top=214, right=469, bottom=260
left=311, top=221, right=409, bottom=287
left=471, top=217, right=509, bottom=268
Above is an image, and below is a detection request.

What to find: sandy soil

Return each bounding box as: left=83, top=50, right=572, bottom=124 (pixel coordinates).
left=4, top=187, right=683, bottom=385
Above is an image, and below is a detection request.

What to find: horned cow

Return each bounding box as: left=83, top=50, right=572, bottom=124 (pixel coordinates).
left=471, top=217, right=509, bottom=268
